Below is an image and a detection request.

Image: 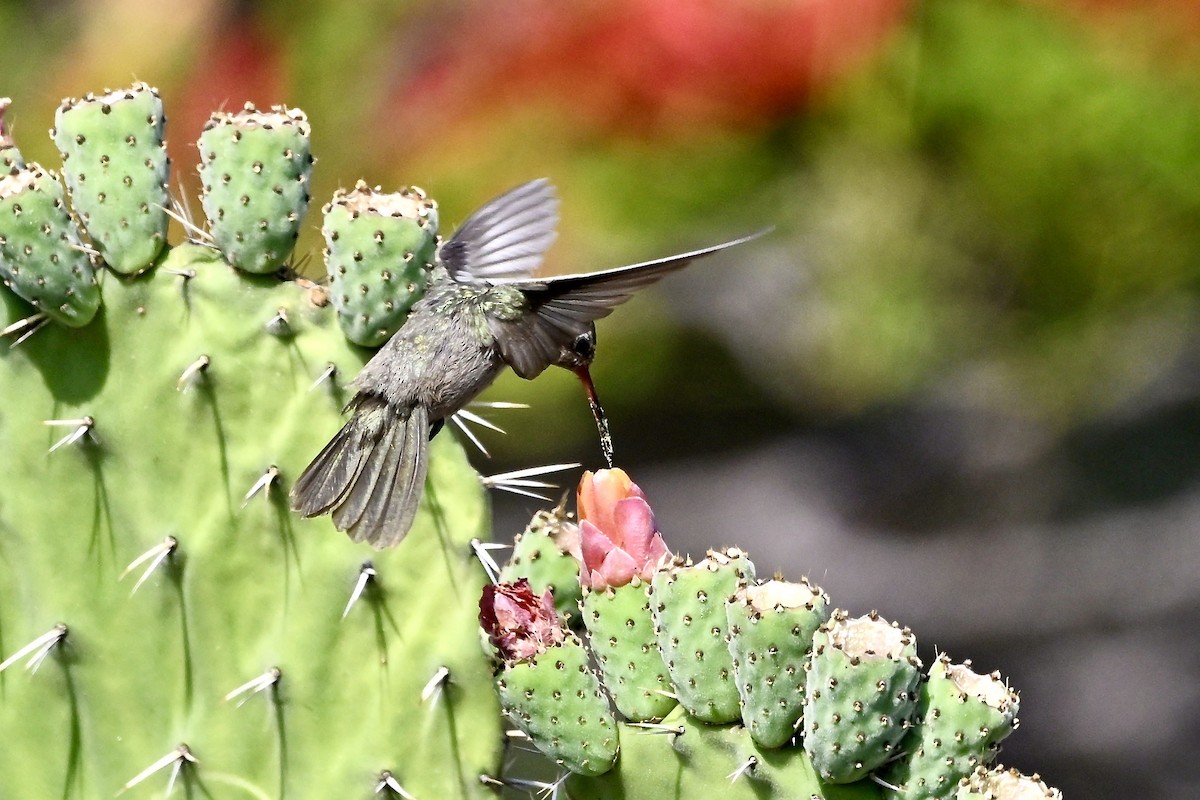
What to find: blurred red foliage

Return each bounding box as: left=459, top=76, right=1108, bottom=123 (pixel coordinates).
left=387, top=0, right=909, bottom=136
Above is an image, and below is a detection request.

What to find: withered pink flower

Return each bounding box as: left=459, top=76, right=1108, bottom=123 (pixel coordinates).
left=577, top=468, right=670, bottom=591
left=479, top=579, right=566, bottom=664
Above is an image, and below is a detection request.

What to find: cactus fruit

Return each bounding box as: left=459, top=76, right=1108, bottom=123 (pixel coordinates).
left=0, top=240, right=502, bottom=798
left=197, top=103, right=313, bottom=274
left=883, top=655, right=1020, bottom=800
left=651, top=548, right=756, bottom=723
left=957, top=767, right=1062, bottom=800
left=727, top=578, right=831, bottom=748
left=1, top=97, right=23, bottom=171
left=574, top=468, right=676, bottom=721
left=0, top=164, right=101, bottom=327
left=498, top=505, right=584, bottom=622
left=582, top=581, right=677, bottom=721
left=323, top=180, right=437, bottom=346
left=804, top=611, right=922, bottom=783
left=481, top=580, right=619, bottom=776
left=51, top=84, right=169, bottom=274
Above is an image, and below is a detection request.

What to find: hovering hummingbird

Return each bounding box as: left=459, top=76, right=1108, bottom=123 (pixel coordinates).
left=290, top=179, right=764, bottom=548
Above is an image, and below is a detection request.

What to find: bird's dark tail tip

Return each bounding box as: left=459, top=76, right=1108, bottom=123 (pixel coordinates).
left=290, top=397, right=430, bottom=549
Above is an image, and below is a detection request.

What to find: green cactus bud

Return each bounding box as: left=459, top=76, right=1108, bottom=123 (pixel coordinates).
left=51, top=83, right=169, bottom=274
left=726, top=578, right=831, bottom=748
left=884, top=655, right=1020, bottom=800
left=651, top=548, right=755, bottom=723
left=582, top=579, right=677, bottom=722
left=499, top=506, right=584, bottom=623
left=1, top=97, right=24, bottom=172
left=482, top=581, right=619, bottom=776
left=804, top=610, right=922, bottom=783
left=957, top=766, right=1062, bottom=800
left=197, top=103, right=313, bottom=274
left=323, top=181, right=436, bottom=347
left=0, top=164, right=100, bottom=327
left=568, top=705, right=882, bottom=800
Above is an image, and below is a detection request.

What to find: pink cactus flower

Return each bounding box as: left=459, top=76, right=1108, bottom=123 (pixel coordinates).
left=577, top=469, right=670, bottom=590
left=479, top=579, right=566, bottom=664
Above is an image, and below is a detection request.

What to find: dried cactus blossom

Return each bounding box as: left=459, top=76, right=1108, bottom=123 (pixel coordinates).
left=479, top=578, right=566, bottom=663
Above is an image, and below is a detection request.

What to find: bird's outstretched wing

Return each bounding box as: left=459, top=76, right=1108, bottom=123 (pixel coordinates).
left=439, top=179, right=560, bottom=283
left=489, top=230, right=770, bottom=379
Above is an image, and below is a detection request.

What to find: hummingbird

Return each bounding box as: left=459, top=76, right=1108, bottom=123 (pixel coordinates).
left=290, top=179, right=764, bottom=548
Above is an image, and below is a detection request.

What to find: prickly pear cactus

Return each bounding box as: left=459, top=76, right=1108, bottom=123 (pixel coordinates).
left=324, top=181, right=437, bottom=347
left=651, top=548, right=755, bottom=723
left=51, top=84, right=169, bottom=274
left=883, top=655, right=1020, bottom=799
left=804, top=611, right=922, bottom=784
left=0, top=164, right=101, bottom=327
left=197, top=103, right=313, bottom=274
left=0, top=90, right=500, bottom=800
left=726, top=578, right=830, bottom=749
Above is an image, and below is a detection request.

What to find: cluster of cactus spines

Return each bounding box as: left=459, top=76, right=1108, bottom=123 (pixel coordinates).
left=0, top=164, right=101, bottom=327
left=481, top=580, right=619, bottom=776
left=726, top=577, right=831, bottom=748
left=803, top=611, right=922, bottom=783
left=883, top=655, right=1020, bottom=799
left=958, top=767, right=1062, bottom=800
left=323, top=180, right=438, bottom=346
left=0, top=87, right=504, bottom=799
left=498, top=505, right=585, bottom=622
left=51, top=84, right=169, bottom=274
left=197, top=102, right=313, bottom=274
left=651, top=548, right=756, bottom=723
left=1, top=97, right=24, bottom=171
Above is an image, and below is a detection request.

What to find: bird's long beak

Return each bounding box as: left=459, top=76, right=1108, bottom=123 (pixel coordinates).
left=574, top=365, right=614, bottom=468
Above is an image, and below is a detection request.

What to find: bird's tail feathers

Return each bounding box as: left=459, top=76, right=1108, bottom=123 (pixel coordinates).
left=289, top=396, right=430, bottom=548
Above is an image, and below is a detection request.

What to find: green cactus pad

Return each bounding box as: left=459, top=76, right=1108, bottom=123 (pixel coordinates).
left=0, top=243, right=502, bottom=798
left=803, top=611, right=922, bottom=784
left=324, top=181, right=437, bottom=347
left=51, top=84, right=169, bottom=274
left=0, top=164, right=101, bottom=327
left=727, top=578, right=831, bottom=749
left=957, top=766, right=1062, bottom=800
left=496, top=634, right=619, bottom=776
left=651, top=548, right=755, bottom=723
left=582, top=579, right=678, bottom=722
left=1, top=97, right=23, bottom=172
left=884, top=655, right=1020, bottom=800
left=198, top=103, right=313, bottom=274
left=499, top=506, right=584, bottom=623
left=567, top=704, right=882, bottom=800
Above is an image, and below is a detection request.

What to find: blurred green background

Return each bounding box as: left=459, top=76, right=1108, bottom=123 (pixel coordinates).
left=4, top=0, right=1199, bottom=797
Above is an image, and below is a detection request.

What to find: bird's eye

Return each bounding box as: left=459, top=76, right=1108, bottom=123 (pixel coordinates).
left=572, top=333, right=595, bottom=359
